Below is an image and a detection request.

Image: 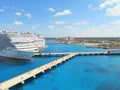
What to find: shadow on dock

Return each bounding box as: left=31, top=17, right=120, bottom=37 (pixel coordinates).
left=10, top=77, right=36, bottom=90
left=10, top=83, right=23, bottom=90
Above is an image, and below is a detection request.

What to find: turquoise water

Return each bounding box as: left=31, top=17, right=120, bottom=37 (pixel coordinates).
left=0, top=44, right=120, bottom=90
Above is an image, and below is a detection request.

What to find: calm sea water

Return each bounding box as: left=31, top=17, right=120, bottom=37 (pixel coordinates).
left=0, top=44, right=120, bottom=90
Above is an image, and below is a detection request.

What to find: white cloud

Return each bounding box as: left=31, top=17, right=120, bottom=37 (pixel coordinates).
left=14, top=21, right=23, bottom=25
left=54, top=9, right=72, bottom=17
left=98, top=0, right=120, bottom=16
left=8, top=27, right=14, bottom=30
left=0, top=8, right=4, bottom=12
left=19, top=9, right=26, bottom=12
left=100, top=24, right=108, bottom=28
left=88, top=4, right=92, bottom=9
left=11, top=6, right=15, bottom=10
left=31, top=26, right=37, bottom=29
left=75, top=21, right=89, bottom=25
left=88, top=4, right=97, bottom=11
left=47, top=25, right=55, bottom=29
left=15, top=12, right=22, bottom=16
left=55, top=21, right=65, bottom=25
left=110, top=20, right=120, bottom=24
left=48, top=8, right=55, bottom=12
left=79, top=27, right=119, bottom=37
left=36, top=23, right=120, bottom=37
left=24, top=13, right=32, bottom=18
left=65, top=25, right=73, bottom=29
left=99, top=0, right=120, bottom=9
left=106, top=3, right=120, bottom=16
left=3, top=6, right=8, bottom=9
left=66, top=25, right=120, bottom=37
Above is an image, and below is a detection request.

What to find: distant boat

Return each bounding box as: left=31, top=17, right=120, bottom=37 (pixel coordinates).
left=0, top=31, right=46, bottom=59
left=107, top=49, right=120, bottom=55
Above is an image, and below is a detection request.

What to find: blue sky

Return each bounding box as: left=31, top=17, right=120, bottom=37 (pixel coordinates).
left=0, top=0, right=120, bottom=37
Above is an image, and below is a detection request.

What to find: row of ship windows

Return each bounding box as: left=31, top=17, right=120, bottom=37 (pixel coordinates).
left=17, top=47, right=37, bottom=49
left=10, top=38, right=44, bottom=40
left=11, top=40, right=45, bottom=43
left=13, top=44, right=44, bottom=47
left=11, top=42, right=45, bottom=44
left=5, top=47, right=37, bottom=51
left=10, top=37, right=44, bottom=40
left=9, top=47, right=38, bottom=50
left=15, top=43, right=44, bottom=45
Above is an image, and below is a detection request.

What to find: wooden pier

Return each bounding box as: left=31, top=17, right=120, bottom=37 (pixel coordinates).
left=35, top=52, right=108, bottom=57
left=0, top=51, right=113, bottom=90
left=0, top=53, right=77, bottom=90
left=35, top=52, right=69, bottom=56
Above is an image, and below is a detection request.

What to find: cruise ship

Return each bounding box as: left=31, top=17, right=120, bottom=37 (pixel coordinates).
left=21, top=32, right=46, bottom=52
left=0, top=31, right=46, bottom=59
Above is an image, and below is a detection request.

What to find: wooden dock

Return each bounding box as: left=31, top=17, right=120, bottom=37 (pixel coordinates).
left=35, top=52, right=108, bottom=57
left=77, top=52, right=108, bottom=55
left=35, top=52, right=69, bottom=56
left=0, top=51, right=112, bottom=90
left=0, top=53, right=78, bottom=90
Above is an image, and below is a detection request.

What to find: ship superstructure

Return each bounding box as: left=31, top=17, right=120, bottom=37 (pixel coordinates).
left=20, top=32, right=46, bottom=52
left=0, top=31, right=46, bottom=59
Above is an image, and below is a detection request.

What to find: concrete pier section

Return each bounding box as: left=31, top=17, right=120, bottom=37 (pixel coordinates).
left=35, top=52, right=108, bottom=57
left=0, top=51, right=118, bottom=90
left=0, top=53, right=77, bottom=90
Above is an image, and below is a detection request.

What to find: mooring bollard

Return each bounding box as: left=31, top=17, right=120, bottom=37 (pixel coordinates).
left=21, top=81, right=24, bottom=84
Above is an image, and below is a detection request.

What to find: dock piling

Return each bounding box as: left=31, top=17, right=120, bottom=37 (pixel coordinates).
left=21, top=81, right=24, bottom=84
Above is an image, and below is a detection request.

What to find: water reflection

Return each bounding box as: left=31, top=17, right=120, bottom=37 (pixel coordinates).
left=10, top=83, right=23, bottom=90
left=96, top=80, right=120, bottom=90
left=94, top=66, right=109, bottom=74
left=0, top=56, right=30, bottom=66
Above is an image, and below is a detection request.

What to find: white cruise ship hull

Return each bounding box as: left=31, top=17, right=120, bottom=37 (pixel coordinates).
left=0, top=31, right=46, bottom=59
left=37, top=46, right=46, bottom=52
left=0, top=50, right=36, bottom=60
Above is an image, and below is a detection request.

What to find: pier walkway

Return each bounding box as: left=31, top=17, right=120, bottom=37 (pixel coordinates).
left=0, top=51, right=112, bottom=90
left=0, top=53, right=78, bottom=90
left=35, top=52, right=108, bottom=57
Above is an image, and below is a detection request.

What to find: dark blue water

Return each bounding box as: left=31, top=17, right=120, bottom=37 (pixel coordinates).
left=0, top=44, right=120, bottom=90
left=43, top=44, right=105, bottom=52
